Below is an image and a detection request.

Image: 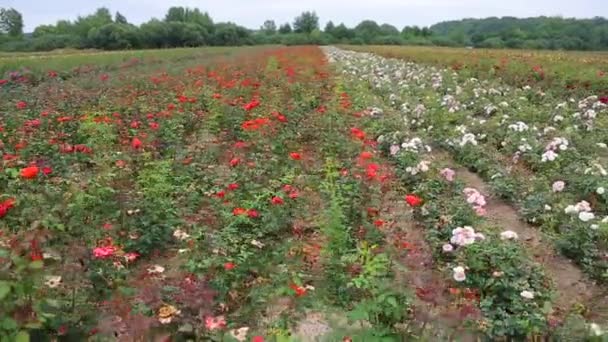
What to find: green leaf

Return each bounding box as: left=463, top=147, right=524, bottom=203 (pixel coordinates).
left=347, top=306, right=369, bottom=321
left=25, top=321, right=43, bottom=329
left=29, top=260, right=44, bottom=269
left=386, top=296, right=398, bottom=307
left=5, top=168, right=19, bottom=178
left=15, top=331, right=30, bottom=342
left=118, top=286, right=137, bottom=296
left=0, top=281, right=11, bottom=300
left=1, top=317, right=18, bottom=330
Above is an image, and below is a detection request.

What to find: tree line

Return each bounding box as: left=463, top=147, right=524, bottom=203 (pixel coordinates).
left=0, top=7, right=607, bottom=51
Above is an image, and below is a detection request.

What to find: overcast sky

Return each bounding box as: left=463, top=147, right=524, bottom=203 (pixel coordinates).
left=4, top=0, right=607, bottom=32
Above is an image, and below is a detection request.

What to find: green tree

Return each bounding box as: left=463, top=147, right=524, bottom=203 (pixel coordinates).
left=332, top=23, right=354, bottom=40
left=0, top=8, right=24, bottom=37
left=278, top=23, right=292, bottom=34
left=212, top=22, right=251, bottom=46
left=293, top=11, right=319, bottom=34
left=88, top=23, right=140, bottom=49
left=380, top=23, right=399, bottom=36
left=324, top=21, right=335, bottom=34
left=139, top=19, right=169, bottom=48
left=261, top=20, right=277, bottom=35
left=354, top=20, right=381, bottom=43
left=166, top=21, right=205, bottom=47
left=73, top=8, right=113, bottom=40
left=33, top=25, right=57, bottom=38
left=165, top=7, right=212, bottom=27
left=115, top=12, right=128, bottom=24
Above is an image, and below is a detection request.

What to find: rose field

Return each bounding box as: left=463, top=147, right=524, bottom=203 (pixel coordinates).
left=1, top=45, right=608, bottom=341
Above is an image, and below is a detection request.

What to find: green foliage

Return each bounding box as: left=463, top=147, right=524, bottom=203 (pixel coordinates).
left=87, top=23, right=140, bottom=50
left=431, top=16, right=608, bottom=50
left=278, top=23, right=292, bottom=34
left=260, top=20, right=277, bottom=35
left=0, top=8, right=24, bottom=37
left=293, top=11, right=320, bottom=34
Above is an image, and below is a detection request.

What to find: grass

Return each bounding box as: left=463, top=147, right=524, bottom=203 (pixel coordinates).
left=0, top=46, right=263, bottom=75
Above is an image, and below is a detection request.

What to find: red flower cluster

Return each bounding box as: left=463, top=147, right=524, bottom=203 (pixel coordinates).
left=242, top=117, right=270, bottom=131
left=289, top=152, right=301, bottom=160
left=350, top=127, right=366, bottom=140
left=230, top=158, right=241, bottom=167
left=16, top=101, right=27, bottom=109
left=282, top=184, right=299, bottom=199
left=0, top=198, right=15, bottom=218
left=365, top=163, right=379, bottom=179
left=177, top=95, right=197, bottom=103
left=271, top=111, right=287, bottom=122
left=290, top=283, right=307, bottom=297
left=405, top=194, right=423, bottom=207
left=233, top=208, right=259, bottom=218
left=242, top=99, right=261, bottom=111
left=20, top=166, right=39, bottom=179
left=271, top=196, right=284, bottom=205
left=131, top=137, right=143, bottom=149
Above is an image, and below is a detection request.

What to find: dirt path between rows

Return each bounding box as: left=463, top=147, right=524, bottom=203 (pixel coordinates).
left=445, top=155, right=608, bottom=323
left=383, top=188, right=472, bottom=340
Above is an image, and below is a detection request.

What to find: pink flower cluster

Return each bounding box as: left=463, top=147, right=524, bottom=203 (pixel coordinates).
left=464, top=187, right=487, bottom=216
left=93, top=246, right=116, bottom=259
left=440, top=168, right=456, bottom=182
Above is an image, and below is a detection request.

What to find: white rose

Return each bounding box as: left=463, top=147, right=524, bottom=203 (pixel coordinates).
left=453, top=266, right=466, bottom=282
left=597, top=187, right=605, bottom=195
left=520, top=290, right=534, bottom=299
left=500, top=230, right=519, bottom=241
left=552, top=181, right=565, bottom=192
left=579, top=212, right=595, bottom=222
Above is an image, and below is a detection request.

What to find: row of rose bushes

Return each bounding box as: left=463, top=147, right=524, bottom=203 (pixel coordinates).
left=336, top=46, right=608, bottom=285
left=325, top=46, right=603, bottom=338
left=1, top=46, right=331, bottom=340
left=0, top=44, right=429, bottom=341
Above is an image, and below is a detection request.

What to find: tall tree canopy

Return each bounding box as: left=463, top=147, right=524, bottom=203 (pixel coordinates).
left=0, top=8, right=24, bottom=37
left=293, top=11, right=319, bottom=34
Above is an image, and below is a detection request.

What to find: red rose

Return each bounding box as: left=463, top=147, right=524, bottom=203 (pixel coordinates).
left=405, top=194, right=423, bottom=207
left=247, top=209, right=259, bottom=218
left=131, top=137, right=142, bottom=149
left=20, top=166, right=39, bottom=179
left=233, top=208, right=247, bottom=216
left=271, top=196, right=284, bottom=205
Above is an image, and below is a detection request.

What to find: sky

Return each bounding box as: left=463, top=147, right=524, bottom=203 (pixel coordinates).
left=3, top=0, right=607, bottom=32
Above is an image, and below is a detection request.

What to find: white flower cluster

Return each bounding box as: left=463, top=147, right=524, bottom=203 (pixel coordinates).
left=401, top=137, right=431, bottom=153
left=508, top=121, right=529, bottom=132
left=406, top=160, right=431, bottom=175
left=459, top=133, right=478, bottom=146
left=450, top=226, right=485, bottom=246
left=542, top=137, right=569, bottom=162
left=564, top=200, right=595, bottom=222
left=441, top=94, right=461, bottom=113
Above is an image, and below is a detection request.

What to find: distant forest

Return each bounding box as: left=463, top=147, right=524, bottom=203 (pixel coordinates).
left=0, top=7, right=607, bottom=51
